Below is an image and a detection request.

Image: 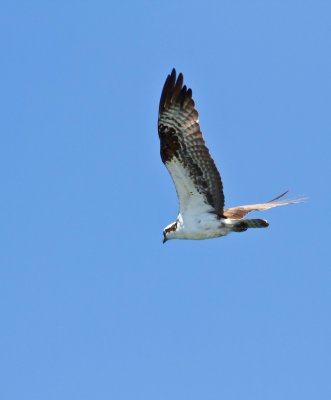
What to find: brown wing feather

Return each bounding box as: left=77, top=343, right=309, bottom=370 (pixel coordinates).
left=158, top=69, right=224, bottom=216
left=223, top=192, right=306, bottom=220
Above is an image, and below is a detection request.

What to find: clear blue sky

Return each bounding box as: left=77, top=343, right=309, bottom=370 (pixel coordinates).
left=0, top=1, right=330, bottom=399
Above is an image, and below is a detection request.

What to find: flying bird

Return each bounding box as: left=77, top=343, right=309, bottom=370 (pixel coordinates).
left=158, top=69, right=304, bottom=243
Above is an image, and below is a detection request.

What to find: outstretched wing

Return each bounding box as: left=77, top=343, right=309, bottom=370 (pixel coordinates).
left=158, top=69, right=224, bottom=218
left=223, top=191, right=306, bottom=219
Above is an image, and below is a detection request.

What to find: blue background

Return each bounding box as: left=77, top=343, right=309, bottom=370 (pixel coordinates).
left=1, top=1, right=330, bottom=399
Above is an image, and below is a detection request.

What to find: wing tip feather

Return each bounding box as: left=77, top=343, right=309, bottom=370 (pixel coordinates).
left=268, top=191, right=308, bottom=205
left=159, top=69, right=196, bottom=112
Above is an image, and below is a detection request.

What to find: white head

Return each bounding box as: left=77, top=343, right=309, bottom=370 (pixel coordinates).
left=162, top=221, right=178, bottom=243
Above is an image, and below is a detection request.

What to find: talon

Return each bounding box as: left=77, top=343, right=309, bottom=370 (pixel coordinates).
left=232, top=222, right=248, bottom=232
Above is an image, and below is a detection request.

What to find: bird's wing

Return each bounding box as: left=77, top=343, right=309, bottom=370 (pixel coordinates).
left=223, top=191, right=306, bottom=219
left=158, top=69, right=224, bottom=219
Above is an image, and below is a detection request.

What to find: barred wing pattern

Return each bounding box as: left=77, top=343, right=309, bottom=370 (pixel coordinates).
left=158, top=69, right=224, bottom=218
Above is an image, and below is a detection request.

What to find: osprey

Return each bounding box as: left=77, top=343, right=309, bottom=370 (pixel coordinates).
left=158, top=69, right=304, bottom=243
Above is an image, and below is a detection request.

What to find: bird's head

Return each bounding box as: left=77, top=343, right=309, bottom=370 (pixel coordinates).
left=162, top=229, right=176, bottom=243
left=162, top=221, right=178, bottom=244
left=162, top=231, right=168, bottom=244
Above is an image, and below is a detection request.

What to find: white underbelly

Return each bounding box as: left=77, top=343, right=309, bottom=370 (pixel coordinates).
left=174, top=214, right=231, bottom=240
left=175, top=228, right=230, bottom=240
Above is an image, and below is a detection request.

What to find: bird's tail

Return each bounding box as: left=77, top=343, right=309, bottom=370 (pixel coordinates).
left=232, top=219, right=269, bottom=232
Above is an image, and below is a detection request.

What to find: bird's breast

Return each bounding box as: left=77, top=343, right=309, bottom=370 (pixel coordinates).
left=174, top=213, right=230, bottom=239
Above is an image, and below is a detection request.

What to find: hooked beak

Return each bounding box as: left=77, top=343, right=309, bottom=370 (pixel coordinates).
left=162, top=233, right=167, bottom=244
